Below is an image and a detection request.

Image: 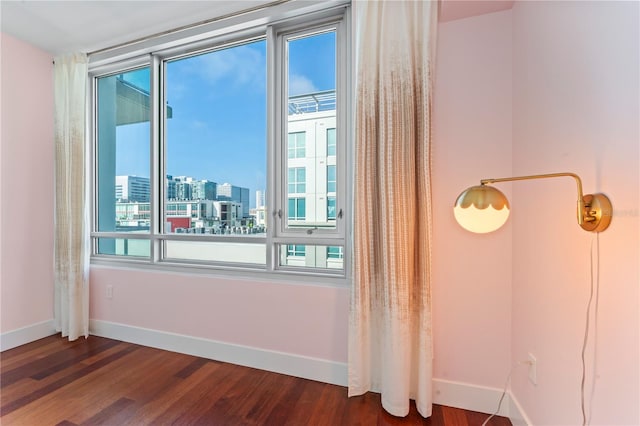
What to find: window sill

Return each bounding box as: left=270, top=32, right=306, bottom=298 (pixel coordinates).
left=90, top=256, right=350, bottom=288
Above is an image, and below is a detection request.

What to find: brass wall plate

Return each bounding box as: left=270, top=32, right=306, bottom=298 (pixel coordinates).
left=580, top=193, right=612, bottom=232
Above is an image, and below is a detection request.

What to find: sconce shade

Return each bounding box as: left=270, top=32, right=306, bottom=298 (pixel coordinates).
left=454, top=185, right=510, bottom=233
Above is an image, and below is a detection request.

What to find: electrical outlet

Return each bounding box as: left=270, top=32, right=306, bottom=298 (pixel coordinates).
left=106, top=285, right=113, bottom=299
left=528, top=353, right=537, bottom=385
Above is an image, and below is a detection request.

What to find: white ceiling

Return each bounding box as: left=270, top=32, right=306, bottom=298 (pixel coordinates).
left=0, top=0, right=515, bottom=57
left=0, top=1, right=275, bottom=56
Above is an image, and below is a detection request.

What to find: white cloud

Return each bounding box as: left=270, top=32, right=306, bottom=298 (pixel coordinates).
left=289, top=74, right=318, bottom=96
left=172, top=45, right=266, bottom=90
left=180, top=44, right=265, bottom=89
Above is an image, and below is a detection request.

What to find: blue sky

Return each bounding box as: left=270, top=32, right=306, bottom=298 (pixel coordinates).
left=114, top=31, right=336, bottom=207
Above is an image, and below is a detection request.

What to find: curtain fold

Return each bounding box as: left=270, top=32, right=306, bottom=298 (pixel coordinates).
left=349, top=1, right=438, bottom=418
left=53, top=53, right=90, bottom=341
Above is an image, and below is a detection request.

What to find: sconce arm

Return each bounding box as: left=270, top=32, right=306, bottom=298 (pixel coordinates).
left=479, top=172, right=585, bottom=225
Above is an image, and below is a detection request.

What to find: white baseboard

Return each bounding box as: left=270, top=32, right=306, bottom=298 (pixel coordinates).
left=433, top=378, right=511, bottom=417
left=433, top=378, right=530, bottom=424
left=0, top=320, right=57, bottom=351
left=508, top=392, right=533, bottom=426
left=92, top=320, right=532, bottom=422
left=89, top=319, right=348, bottom=386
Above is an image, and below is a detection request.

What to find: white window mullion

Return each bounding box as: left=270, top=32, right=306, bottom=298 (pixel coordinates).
left=341, top=5, right=353, bottom=278
left=267, top=24, right=280, bottom=272
left=89, top=75, right=98, bottom=256
left=335, top=10, right=350, bottom=241
left=150, top=54, right=162, bottom=263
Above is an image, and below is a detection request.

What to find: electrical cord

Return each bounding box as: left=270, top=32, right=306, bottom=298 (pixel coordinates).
left=482, top=362, right=530, bottom=426
left=485, top=234, right=600, bottom=426
left=581, top=233, right=600, bottom=426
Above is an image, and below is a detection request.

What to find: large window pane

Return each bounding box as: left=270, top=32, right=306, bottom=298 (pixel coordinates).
left=165, top=240, right=265, bottom=265
left=285, top=30, right=336, bottom=229
left=162, top=39, right=266, bottom=268
left=165, top=40, right=266, bottom=240
left=278, top=244, right=343, bottom=270
left=96, top=68, right=151, bottom=254
left=96, top=238, right=150, bottom=258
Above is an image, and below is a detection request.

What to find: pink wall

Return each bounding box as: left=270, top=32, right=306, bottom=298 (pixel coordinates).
left=90, top=267, right=349, bottom=361
left=432, top=10, right=513, bottom=388
left=0, top=33, right=54, bottom=332
left=433, top=3, right=638, bottom=422
left=511, top=1, right=639, bottom=424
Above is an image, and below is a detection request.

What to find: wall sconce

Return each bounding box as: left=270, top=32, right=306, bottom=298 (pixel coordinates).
left=454, top=172, right=612, bottom=233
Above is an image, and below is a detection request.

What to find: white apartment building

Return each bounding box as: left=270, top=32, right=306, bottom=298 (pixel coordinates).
left=282, top=91, right=341, bottom=269
left=286, top=91, right=337, bottom=228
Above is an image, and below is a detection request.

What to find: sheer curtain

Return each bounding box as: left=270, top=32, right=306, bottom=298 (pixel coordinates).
left=349, top=1, right=438, bottom=418
left=53, top=53, right=90, bottom=341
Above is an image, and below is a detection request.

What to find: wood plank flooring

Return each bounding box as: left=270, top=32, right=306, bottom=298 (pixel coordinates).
left=1, top=335, right=512, bottom=425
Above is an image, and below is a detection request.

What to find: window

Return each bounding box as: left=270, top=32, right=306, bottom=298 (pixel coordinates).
left=327, top=128, right=336, bottom=156
left=91, top=4, right=350, bottom=278
left=327, top=246, right=343, bottom=259
left=288, top=132, right=306, bottom=158
left=96, top=69, right=151, bottom=256
left=327, top=196, right=336, bottom=220
left=288, top=167, right=306, bottom=194
left=279, top=244, right=344, bottom=269
left=287, top=245, right=306, bottom=257
left=288, top=198, right=306, bottom=221
left=327, top=165, right=336, bottom=193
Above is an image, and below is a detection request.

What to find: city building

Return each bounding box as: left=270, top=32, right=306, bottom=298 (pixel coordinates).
left=115, top=175, right=150, bottom=202
left=191, top=180, right=217, bottom=200
left=116, top=199, right=245, bottom=234
left=166, top=176, right=217, bottom=201
left=286, top=91, right=337, bottom=228
left=217, top=183, right=250, bottom=218
left=253, top=189, right=267, bottom=228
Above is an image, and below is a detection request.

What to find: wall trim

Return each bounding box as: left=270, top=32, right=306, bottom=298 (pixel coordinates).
left=90, top=320, right=532, bottom=422
left=89, top=319, right=348, bottom=386
left=433, top=378, right=529, bottom=424
left=433, top=378, right=511, bottom=417
left=508, top=391, right=533, bottom=426
left=0, top=320, right=57, bottom=351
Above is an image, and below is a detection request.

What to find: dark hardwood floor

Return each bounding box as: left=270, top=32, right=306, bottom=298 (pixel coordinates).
left=1, top=335, right=511, bottom=425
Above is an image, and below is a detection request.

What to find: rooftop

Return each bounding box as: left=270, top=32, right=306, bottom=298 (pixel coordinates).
left=288, top=90, right=336, bottom=115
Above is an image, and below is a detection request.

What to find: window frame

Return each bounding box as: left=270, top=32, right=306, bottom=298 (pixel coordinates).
left=89, top=2, right=351, bottom=281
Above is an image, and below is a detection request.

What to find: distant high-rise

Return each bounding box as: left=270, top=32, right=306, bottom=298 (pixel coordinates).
left=165, top=175, right=217, bottom=201
left=218, top=183, right=250, bottom=218
left=192, top=180, right=217, bottom=200
left=115, top=176, right=150, bottom=202
left=254, top=190, right=267, bottom=227
left=256, top=190, right=264, bottom=209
